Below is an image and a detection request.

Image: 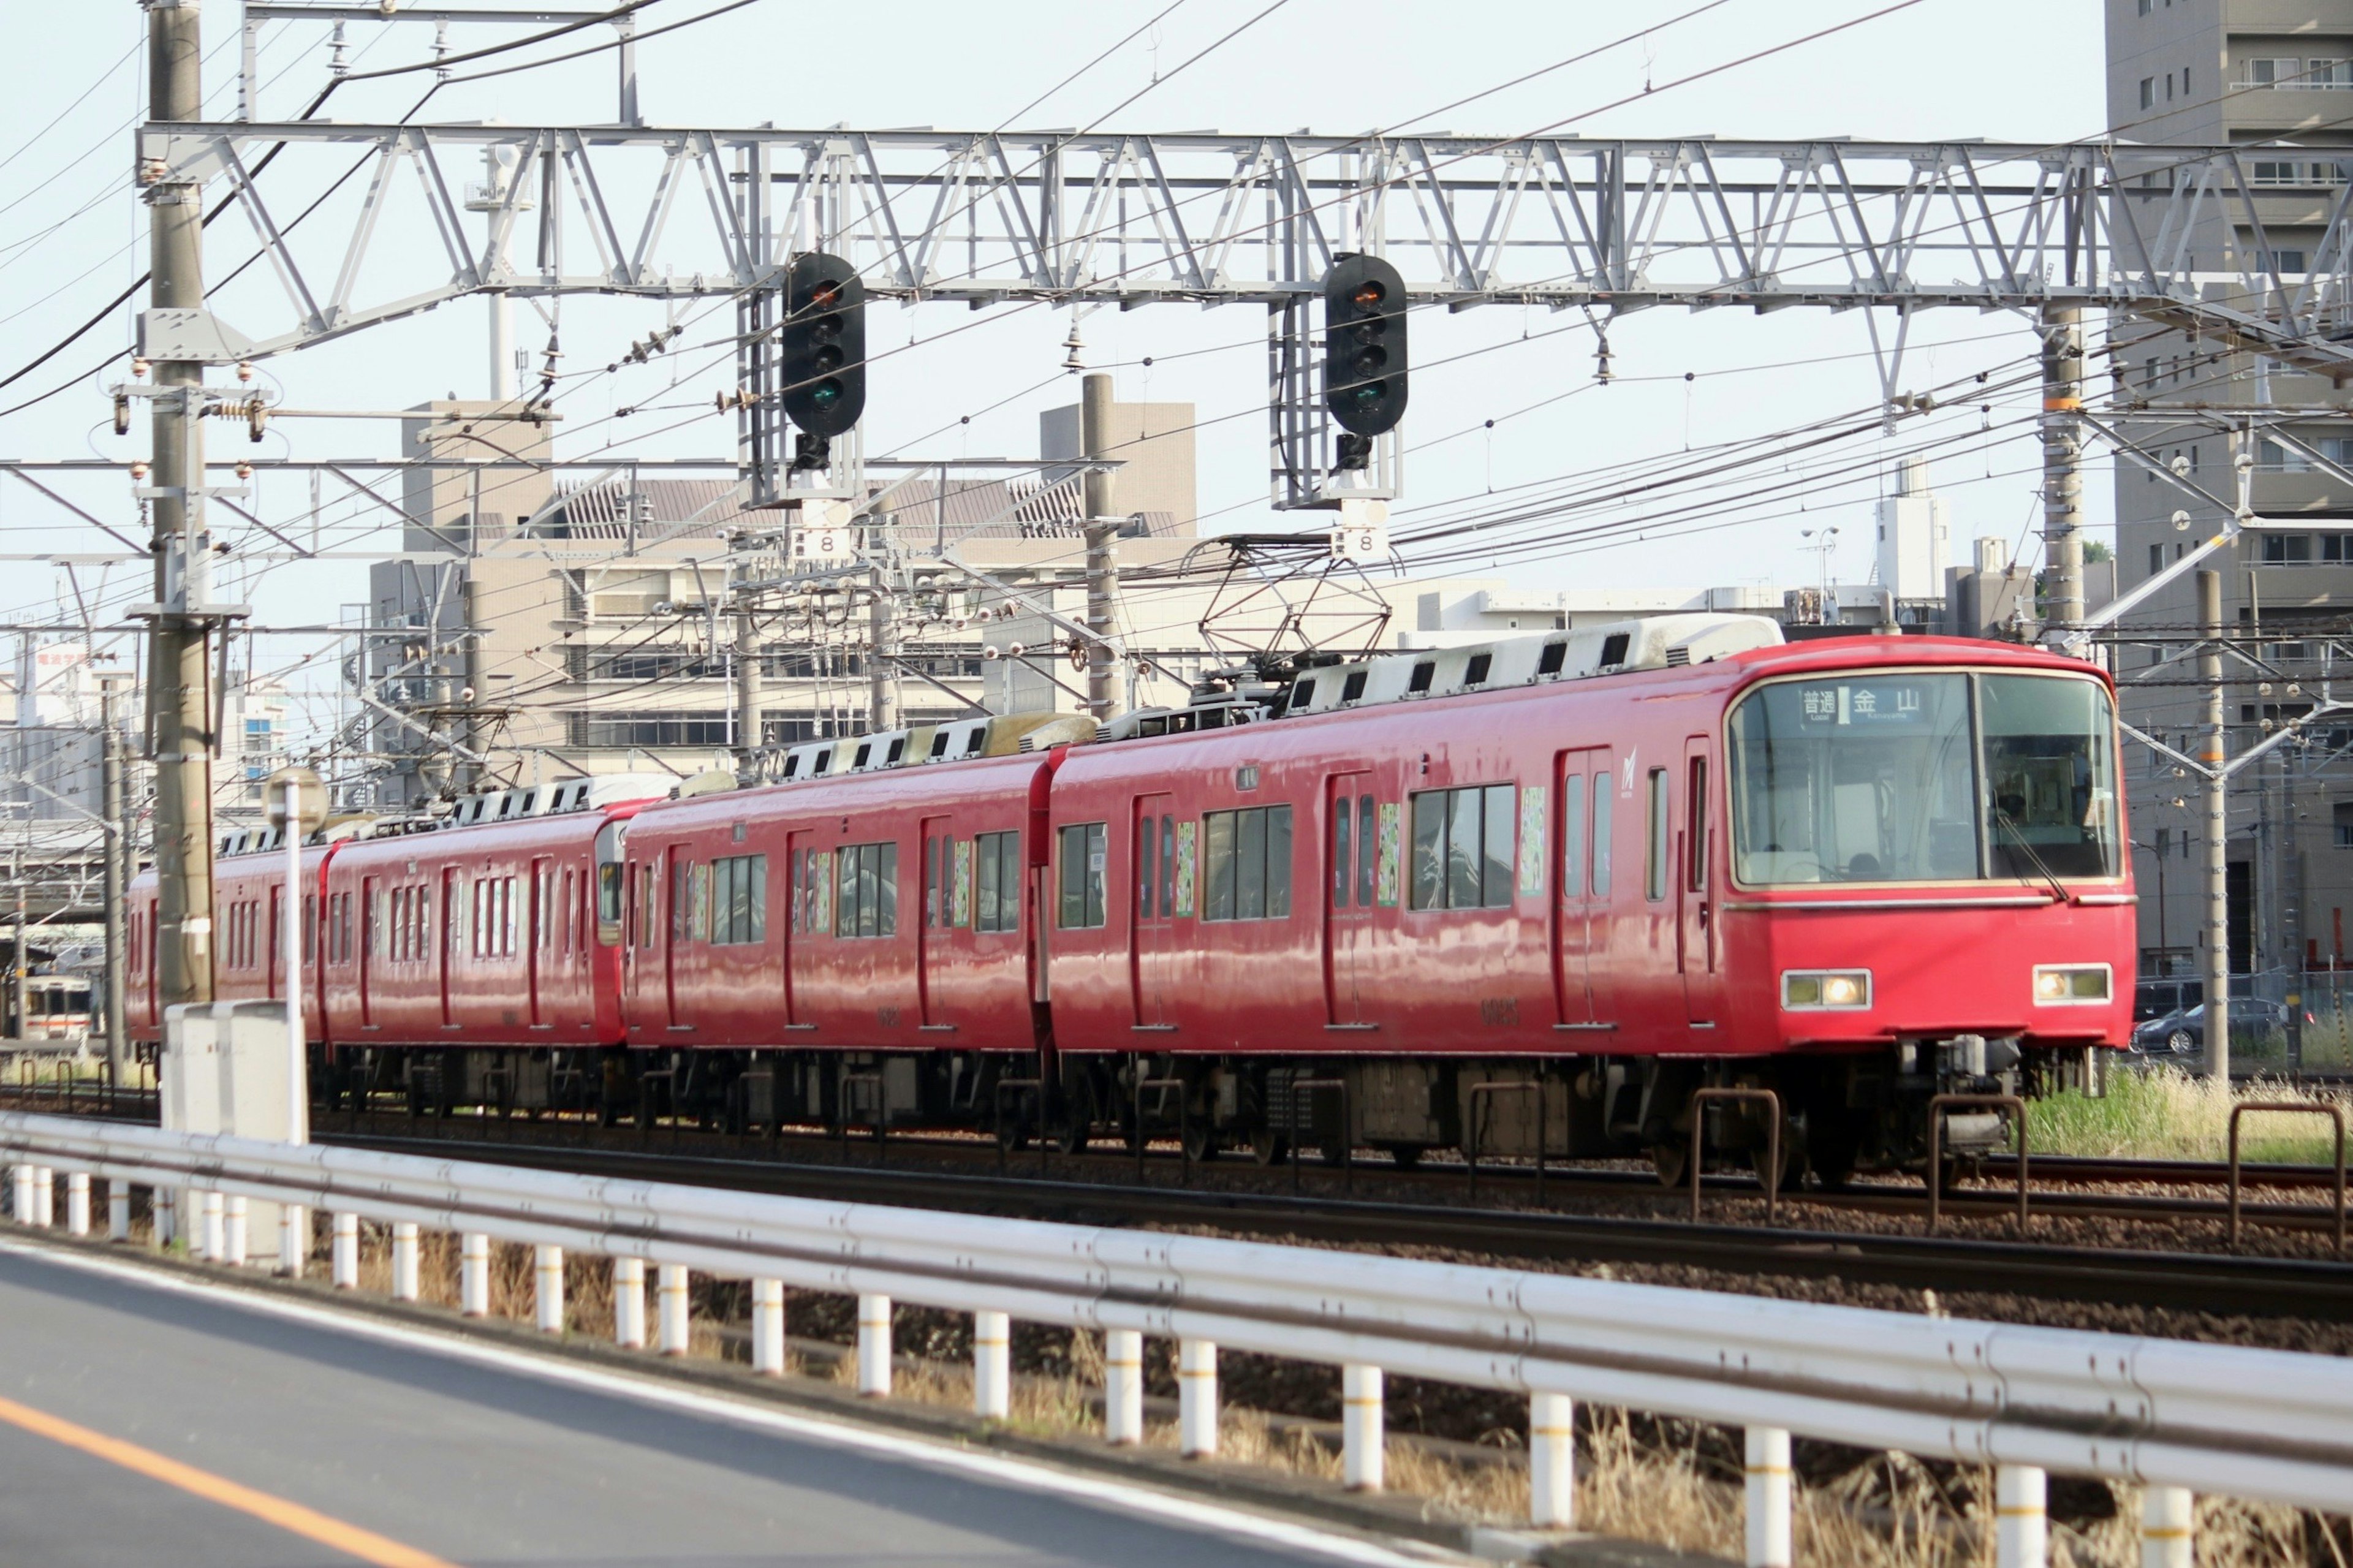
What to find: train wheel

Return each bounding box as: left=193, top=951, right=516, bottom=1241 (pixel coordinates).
left=1386, top=1144, right=1425, bottom=1171
left=1180, top=1119, right=1219, bottom=1164
left=1248, top=1128, right=1290, bottom=1166
left=1648, top=1141, right=1691, bottom=1187
left=1802, top=1111, right=1863, bottom=1191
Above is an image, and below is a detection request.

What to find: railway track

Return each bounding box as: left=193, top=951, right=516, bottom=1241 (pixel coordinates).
left=298, top=1119, right=2353, bottom=1324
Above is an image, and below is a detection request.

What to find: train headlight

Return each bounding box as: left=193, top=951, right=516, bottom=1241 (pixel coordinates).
left=1783, top=969, right=1871, bottom=1010
left=2033, top=964, right=2112, bottom=1004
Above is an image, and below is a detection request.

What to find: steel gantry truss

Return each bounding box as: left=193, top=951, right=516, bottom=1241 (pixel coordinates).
left=141, top=123, right=2353, bottom=507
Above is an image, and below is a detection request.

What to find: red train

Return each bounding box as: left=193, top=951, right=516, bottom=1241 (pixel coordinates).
left=132, top=616, right=2131, bottom=1181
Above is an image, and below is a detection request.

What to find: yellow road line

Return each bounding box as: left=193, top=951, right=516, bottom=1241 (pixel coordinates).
left=0, top=1390, right=461, bottom=1568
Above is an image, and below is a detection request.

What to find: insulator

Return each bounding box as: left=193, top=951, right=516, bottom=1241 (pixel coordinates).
left=981, top=645, right=1002, bottom=661
left=235, top=360, right=254, bottom=383
left=112, top=395, right=129, bottom=437
left=1007, top=642, right=1026, bottom=658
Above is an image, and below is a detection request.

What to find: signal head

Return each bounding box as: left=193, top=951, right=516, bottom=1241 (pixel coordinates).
left=1322, top=254, right=1408, bottom=437
left=782, top=252, right=866, bottom=439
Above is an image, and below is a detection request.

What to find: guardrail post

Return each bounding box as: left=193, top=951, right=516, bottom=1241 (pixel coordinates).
left=460, top=1233, right=491, bottom=1317
left=32, top=1167, right=53, bottom=1228
left=2140, top=1484, right=2192, bottom=1568
left=856, top=1293, right=892, bottom=1396
left=1529, top=1392, right=1574, bottom=1527
left=535, top=1245, right=565, bottom=1333
left=222, top=1195, right=247, bottom=1266
left=7, top=1165, right=26, bottom=1225
left=1178, top=1338, right=1218, bottom=1457
left=974, top=1310, right=1010, bottom=1419
left=657, top=1263, right=689, bottom=1355
left=751, top=1278, right=784, bottom=1373
left=390, top=1221, right=419, bottom=1301
left=332, top=1213, right=358, bottom=1288
left=1342, top=1363, right=1383, bottom=1491
left=199, top=1191, right=224, bottom=1263
left=106, top=1180, right=129, bottom=1242
left=1744, top=1426, right=1792, bottom=1568
left=2227, top=1100, right=2346, bottom=1255
left=278, top=1205, right=305, bottom=1278
left=612, top=1257, right=645, bottom=1348
left=1995, top=1463, right=2046, bottom=1568
left=1104, top=1328, right=1143, bottom=1444
left=64, top=1172, right=88, bottom=1237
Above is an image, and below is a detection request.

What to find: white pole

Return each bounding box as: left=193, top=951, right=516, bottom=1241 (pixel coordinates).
left=2140, top=1485, right=2194, bottom=1568
left=284, top=778, right=307, bottom=1146
left=278, top=1203, right=305, bottom=1276
left=64, top=1172, right=88, bottom=1237
left=1529, top=1392, right=1574, bottom=1528
left=32, top=1167, right=53, bottom=1227
left=9, top=1165, right=29, bottom=1225
left=199, top=1190, right=223, bottom=1262
left=390, top=1220, right=419, bottom=1301
left=973, top=1309, right=1010, bottom=1419
left=657, top=1263, right=689, bottom=1354
left=221, top=1194, right=246, bottom=1266
left=460, top=1232, right=490, bottom=1317
left=331, top=1211, right=358, bottom=1287
left=107, top=1180, right=129, bottom=1241
left=1104, top=1328, right=1143, bottom=1444
left=856, top=1293, right=892, bottom=1396
left=751, top=1278, right=784, bottom=1374
left=1341, top=1363, right=1384, bottom=1491
left=1178, top=1338, right=1218, bottom=1457
left=612, top=1257, right=645, bottom=1348
left=534, top=1244, right=565, bottom=1333
left=1996, top=1464, right=2047, bottom=1568
left=1745, top=1427, right=1793, bottom=1568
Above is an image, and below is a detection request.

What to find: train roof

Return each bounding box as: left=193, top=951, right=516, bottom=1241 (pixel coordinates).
left=213, top=771, right=677, bottom=860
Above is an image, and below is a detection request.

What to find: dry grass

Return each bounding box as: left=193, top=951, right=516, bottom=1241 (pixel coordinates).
left=2029, top=1067, right=2353, bottom=1164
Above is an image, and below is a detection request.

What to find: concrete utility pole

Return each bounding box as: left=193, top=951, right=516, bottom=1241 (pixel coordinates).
left=866, top=572, right=896, bottom=732
left=100, top=680, right=129, bottom=1083
left=2199, top=568, right=2230, bottom=1084
left=1080, top=372, right=1121, bottom=722
left=733, top=600, right=761, bottom=775
left=146, top=0, right=216, bottom=1014
left=2039, top=306, right=2086, bottom=635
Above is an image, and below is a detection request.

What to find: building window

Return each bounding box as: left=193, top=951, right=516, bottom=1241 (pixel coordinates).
left=835, top=843, right=897, bottom=938
left=2314, top=58, right=2352, bottom=88
left=1408, top=786, right=1515, bottom=911
left=1202, top=805, right=1293, bottom=922
left=2150, top=542, right=2165, bottom=577
left=2262, top=533, right=2314, bottom=564
left=1058, top=822, right=1107, bottom=929
left=2336, top=803, right=2353, bottom=848
left=2140, top=76, right=2154, bottom=110
left=974, top=830, right=1021, bottom=932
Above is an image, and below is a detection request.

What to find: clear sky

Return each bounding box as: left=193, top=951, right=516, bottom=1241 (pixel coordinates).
left=0, top=0, right=2110, bottom=740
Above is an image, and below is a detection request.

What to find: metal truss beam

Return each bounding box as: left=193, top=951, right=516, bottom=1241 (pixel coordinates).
left=141, top=124, right=2353, bottom=377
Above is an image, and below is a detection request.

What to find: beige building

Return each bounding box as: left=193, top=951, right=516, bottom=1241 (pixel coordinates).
left=2105, top=0, right=2353, bottom=983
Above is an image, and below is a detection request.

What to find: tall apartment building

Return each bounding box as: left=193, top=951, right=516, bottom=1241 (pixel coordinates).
left=2106, top=0, right=2353, bottom=981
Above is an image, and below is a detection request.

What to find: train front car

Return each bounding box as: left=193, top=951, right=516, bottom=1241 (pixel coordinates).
left=1713, top=637, right=2130, bottom=1181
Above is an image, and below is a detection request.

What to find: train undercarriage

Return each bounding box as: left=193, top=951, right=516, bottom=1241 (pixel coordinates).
left=316, top=1037, right=2105, bottom=1187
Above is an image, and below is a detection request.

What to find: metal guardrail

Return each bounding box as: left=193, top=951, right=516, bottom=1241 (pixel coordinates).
left=2229, top=1101, right=2348, bottom=1257
left=1, top=1112, right=2349, bottom=1564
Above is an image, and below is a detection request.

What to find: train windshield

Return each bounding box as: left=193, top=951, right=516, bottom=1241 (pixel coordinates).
left=1728, top=672, right=2118, bottom=885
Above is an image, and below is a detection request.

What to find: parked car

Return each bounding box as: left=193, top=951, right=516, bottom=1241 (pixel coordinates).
left=2129, top=999, right=2302, bottom=1059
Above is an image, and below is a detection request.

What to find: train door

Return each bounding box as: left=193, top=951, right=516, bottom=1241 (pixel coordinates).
left=528, top=858, right=550, bottom=1027
left=919, top=818, right=951, bottom=1028
left=662, top=847, right=686, bottom=1031
left=1323, top=771, right=1376, bottom=1028
left=1131, top=793, right=1177, bottom=1028
left=1552, top=748, right=1613, bottom=1028
left=1677, top=735, right=1722, bottom=1026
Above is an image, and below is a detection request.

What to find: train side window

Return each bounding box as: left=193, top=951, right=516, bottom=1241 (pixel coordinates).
left=1591, top=775, right=1613, bottom=896
left=1140, top=816, right=1158, bottom=916
left=1645, top=768, right=1670, bottom=901
left=1409, top=786, right=1515, bottom=909
left=1686, top=756, right=1708, bottom=892
left=1159, top=814, right=1176, bottom=917
left=976, top=831, right=1021, bottom=932
left=1058, top=823, right=1107, bottom=929
left=926, top=836, right=943, bottom=928
left=594, top=822, right=626, bottom=946
left=1202, top=806, right=1291, bottom=922
left=1332, top=803, right=1351, bottom=908
left=303, top=895, right=316, bottom=963
left=1355, top=795, right=1375, bottom=907
left=712, top=855, right=767, bottom=944
left=836, top=843, right=898, bottom=938
left=1561, top=773, right=1586, bottom=895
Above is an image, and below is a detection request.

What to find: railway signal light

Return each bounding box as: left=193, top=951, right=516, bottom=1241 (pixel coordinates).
left=782, top=251, right=866, bottom=447
left=1323, top=254, right=1408, bottom=451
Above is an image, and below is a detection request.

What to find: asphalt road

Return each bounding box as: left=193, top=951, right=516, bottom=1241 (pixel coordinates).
left=0, top=1241, right=1426, bottom=1568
